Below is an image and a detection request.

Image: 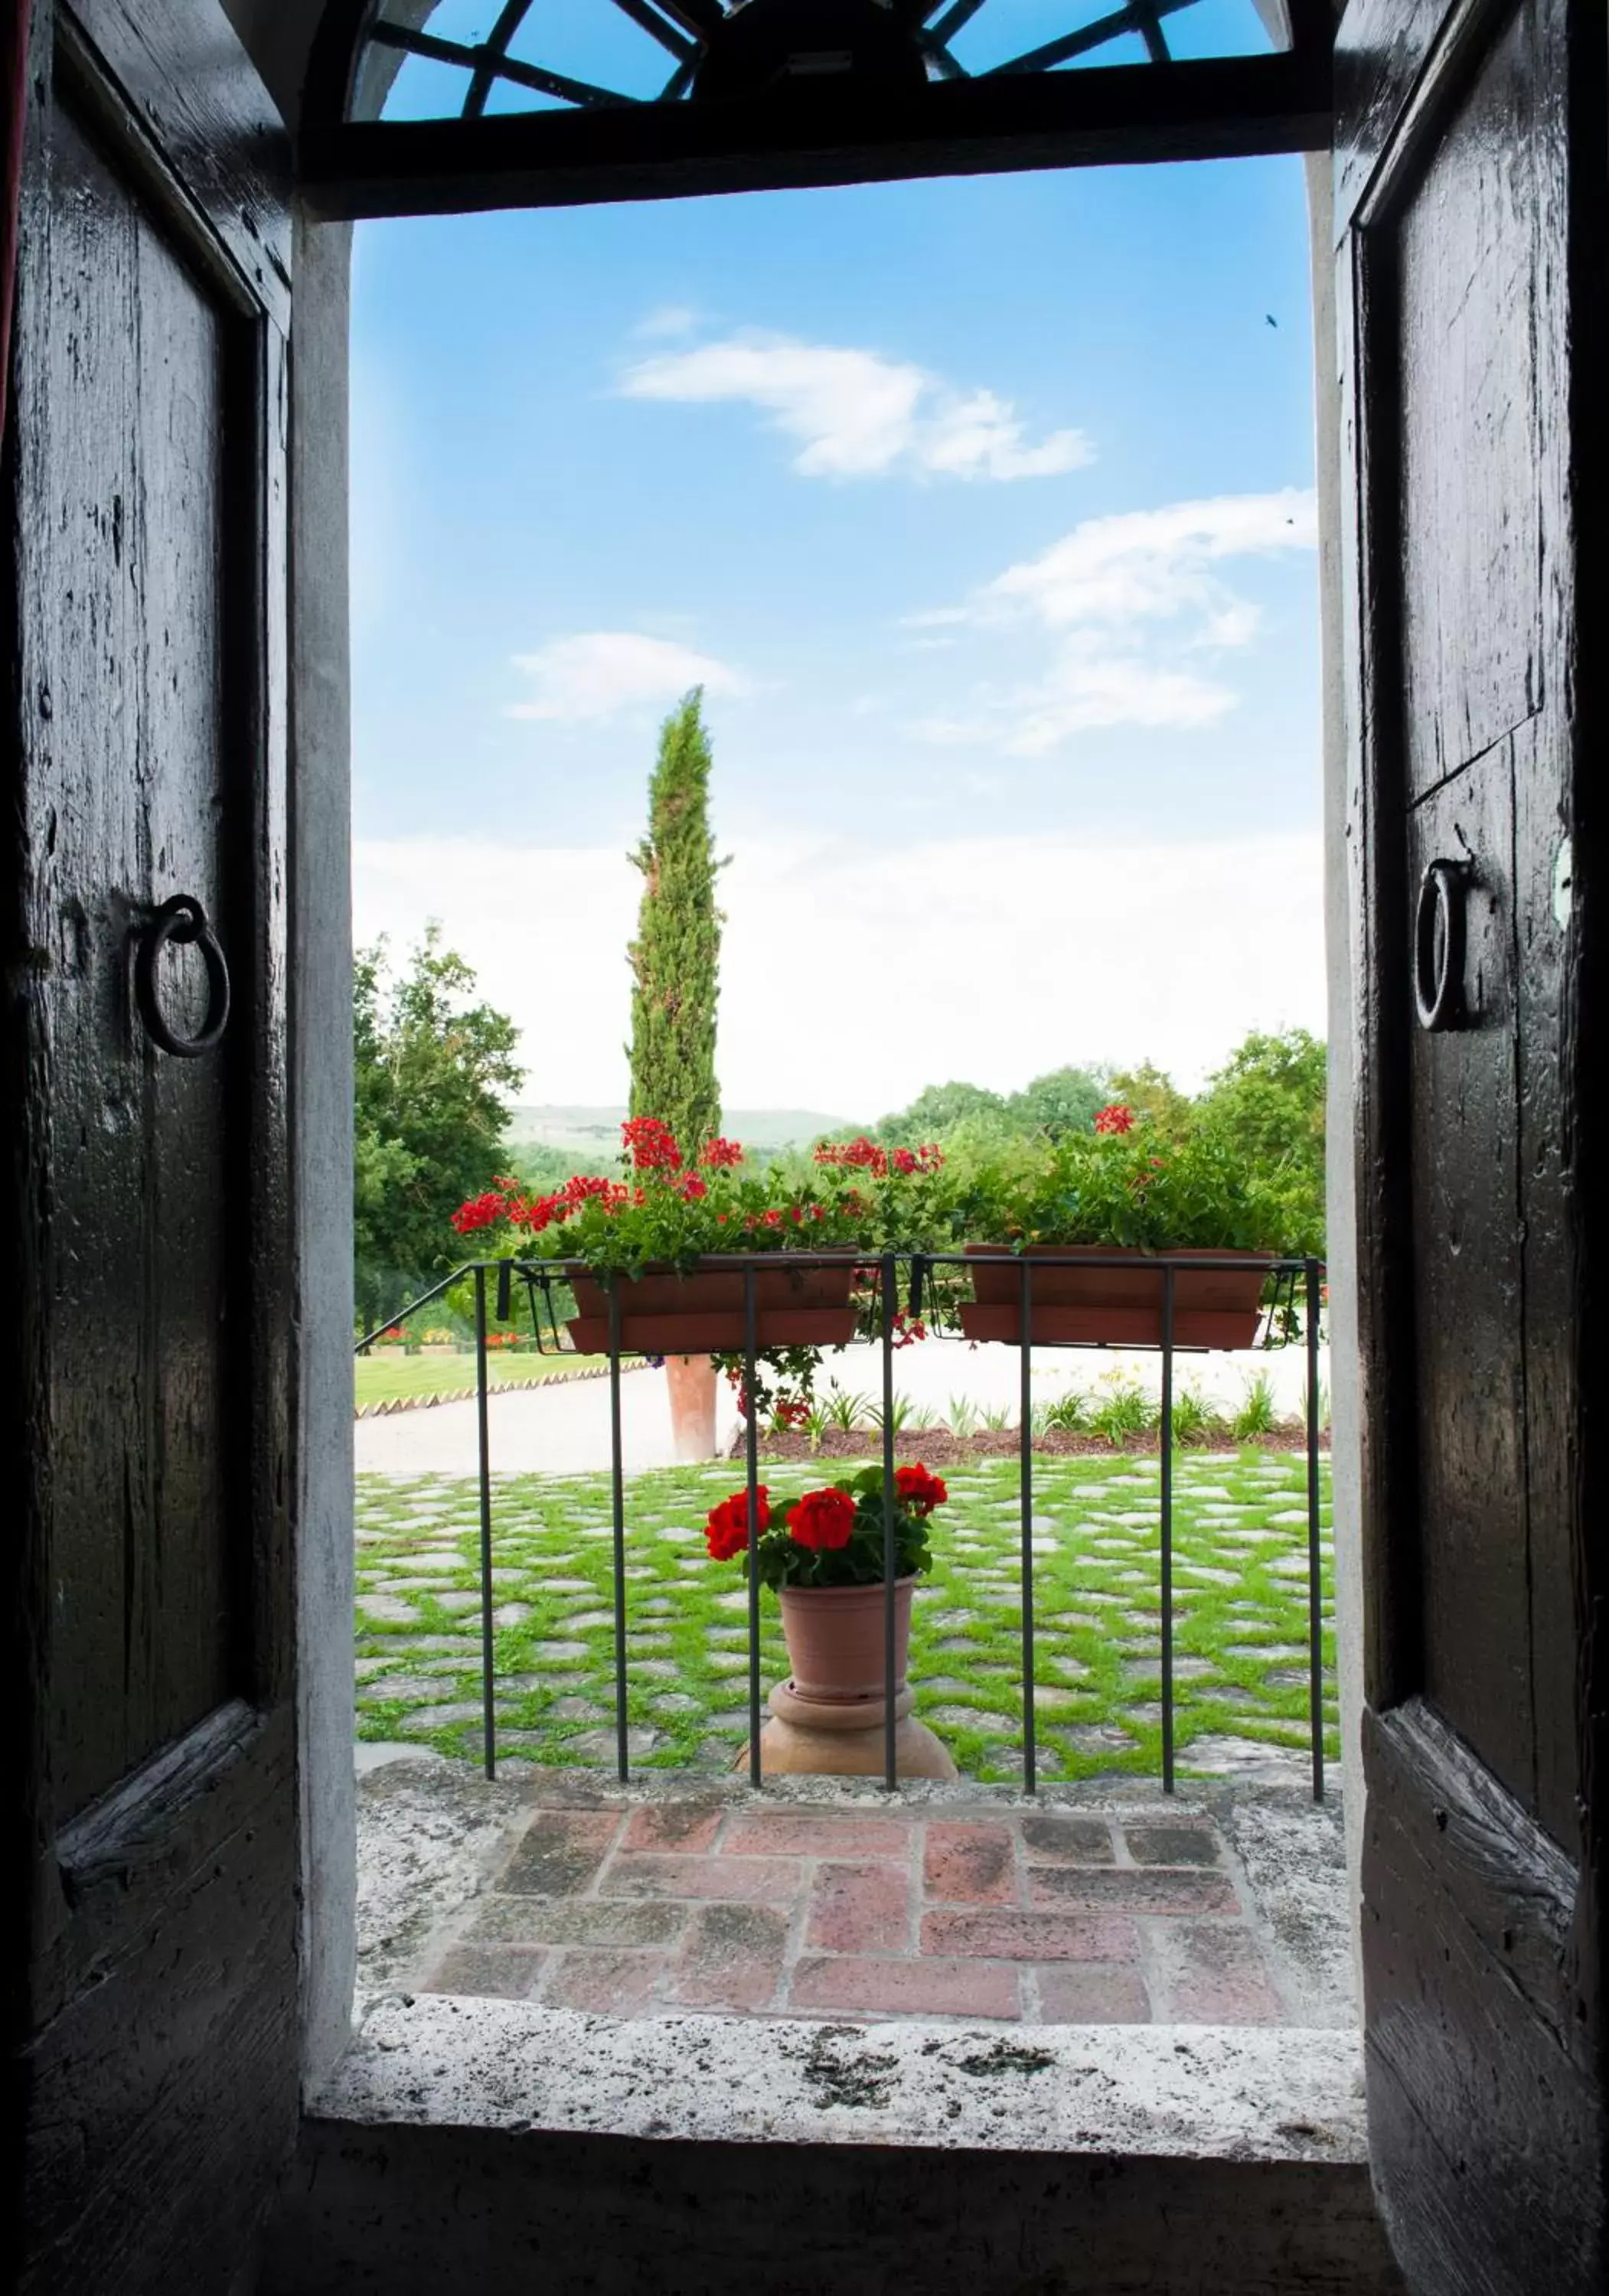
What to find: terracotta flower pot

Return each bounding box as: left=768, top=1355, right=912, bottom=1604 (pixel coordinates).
left=566, top=1258, right=858, bottom=1355
left=778, top=1576, right=916, bottom=1705
left=958, top=1243, right=1273, bottom=1350
left=664, top=1352, right=717, bottom=1461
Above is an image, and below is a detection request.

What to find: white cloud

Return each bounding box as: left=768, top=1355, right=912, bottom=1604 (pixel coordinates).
left=618, top=330, right=1092, bottom=483
left=506, top=631, right=744, bottom=723
left=914, top=640, right=1235, bottom=753
left=979, top=489, right=1317, bottom=628
left=909, top=488, right=1317, bottom=751
left=353, top=828, right=1326, bottom=1114
left=634, top=303, right=699, bottom=339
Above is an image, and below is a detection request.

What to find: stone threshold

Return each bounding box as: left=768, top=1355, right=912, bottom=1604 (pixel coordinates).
left=317, top=1993, right=1368, bottom=2162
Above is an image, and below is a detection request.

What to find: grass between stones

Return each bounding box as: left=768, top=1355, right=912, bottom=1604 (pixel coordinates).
left=355, top=1451, right=1337, bottom=1786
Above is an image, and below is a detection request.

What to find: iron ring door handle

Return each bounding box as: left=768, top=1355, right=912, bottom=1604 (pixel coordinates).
left=1414, top=858, right=1470, bottom=1032
left=133, top=893, right=230, bottom=1057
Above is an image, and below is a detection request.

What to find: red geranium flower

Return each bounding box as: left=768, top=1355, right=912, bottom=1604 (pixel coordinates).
left=788, top=1487, right=857, bottom=1551
left=895, top=1463, right=948, bottom=1514
left=814, top=1135, right=889, bottom=1177
left=451, top=1190, right=508, bottom=1235
left=1094, top=1102, right=1135, bottom=1136
left=700, top=1137, right=745, bottom=1169
left=622, top=1116, right=683, bottom=1172
left=705, top=1486, right=770, bottom=1561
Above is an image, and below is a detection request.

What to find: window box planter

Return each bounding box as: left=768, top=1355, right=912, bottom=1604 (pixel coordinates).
left=958, top=1244, right=1274, bottom=1350
left=566, top=1259, right=858, bottom=1355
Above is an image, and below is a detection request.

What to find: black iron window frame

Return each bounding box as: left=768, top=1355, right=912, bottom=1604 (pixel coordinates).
left=357, top=1247, right=1331, bottom=1804
left=299, top=0, right=1333, bottom=220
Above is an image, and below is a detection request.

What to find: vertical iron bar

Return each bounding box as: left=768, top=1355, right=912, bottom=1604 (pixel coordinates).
left=1020, top=1257, right=1036, bottom=1795
left=1160, top=1263, right=1175, bottom=1796
left=745, top=1264, right=763, bottom=1788
left=608, top=1278, right=629, bottom=1784
left=1307, top=1257, right=1326, bottom=1802
left=882, top=1250, right=898, bottom=1793
left=474, top=1264, right=496, bottom=1782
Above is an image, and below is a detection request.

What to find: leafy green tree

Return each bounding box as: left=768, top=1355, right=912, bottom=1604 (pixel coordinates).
left=1193, top=1026, right=1327, bottom=1254
left=627, top=690, right=723, bottom=1156
left=354, top=926, right=521, bottom=1328
left=1105, top=1058, right=1195, bottom=1140
left=1005, top=1064, right=1108, bottom=1139
left=876, top=1079, right=1009, bottom=1140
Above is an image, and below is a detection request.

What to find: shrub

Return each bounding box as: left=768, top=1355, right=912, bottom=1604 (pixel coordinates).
left=1089, top=1377, right=1157, bottom=1446
left=1232, top=1370, right=1280, bottom=1441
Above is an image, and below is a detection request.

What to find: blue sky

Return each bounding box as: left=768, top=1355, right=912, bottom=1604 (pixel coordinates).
left=351, top=128, right=1325, bottom=1119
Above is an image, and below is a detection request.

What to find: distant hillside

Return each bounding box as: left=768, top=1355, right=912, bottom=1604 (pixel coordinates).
left=508, top=1104, right=855, bottom=1155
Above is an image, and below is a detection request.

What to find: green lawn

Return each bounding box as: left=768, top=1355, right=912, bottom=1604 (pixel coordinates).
left=354, top=1351, right=618, bottom=1407
left=354, top=1451, right=1336, bottom=1785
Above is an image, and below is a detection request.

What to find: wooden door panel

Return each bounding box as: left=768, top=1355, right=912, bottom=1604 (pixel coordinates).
left=1404, top=752, right=1531, bottom=1805
left=45, top=90, right=237, bottom=1821
left=1396, top=2, right=1542, bottom=798
left=1363, top=1703, right=1593, bottom=2296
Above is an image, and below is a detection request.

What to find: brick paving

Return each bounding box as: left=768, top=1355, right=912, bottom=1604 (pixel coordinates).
left=417, top=1791, right=1297, bottom=2024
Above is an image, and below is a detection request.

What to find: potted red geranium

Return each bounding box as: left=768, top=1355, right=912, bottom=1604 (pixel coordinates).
left=703, top=1462, right=948, bottom=1706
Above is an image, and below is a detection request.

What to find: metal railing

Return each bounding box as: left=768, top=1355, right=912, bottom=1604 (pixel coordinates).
left=356, top=1251, right=1330, bottom=1802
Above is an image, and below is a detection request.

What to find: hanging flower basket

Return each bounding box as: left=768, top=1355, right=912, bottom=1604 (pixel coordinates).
left=565, top=1260, right=857, bottom=1355
left=959, top=1244, right=1273, bottom=1349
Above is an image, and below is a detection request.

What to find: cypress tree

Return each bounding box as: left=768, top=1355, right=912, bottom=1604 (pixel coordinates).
left=626, top=688, right=723, bottom=1158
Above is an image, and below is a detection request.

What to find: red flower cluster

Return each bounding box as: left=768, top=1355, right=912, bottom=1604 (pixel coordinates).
left=895, top=1463, right=948, bottom=1514
left=705, top=1485, right=770, bottom=1561
left=788, top=1487, right=857, bottom=1551
left=679, top=1173, right=709, bottom=1201
left=452, top=1168, right=639, bottom=1239
left=622, top=1116, right=682, bottom=1172
left=772, top=1397, right=810, bottom=1430
left=889, top=1310, right=928, bottom=1351
left=700, top=1137, right=745, bottom=1169
left=813, top=1137, right=943, bottom=1179
left=1094, top=1103, right=1135, bottom=1136
left=452, top=1191, right=508, bottom=1235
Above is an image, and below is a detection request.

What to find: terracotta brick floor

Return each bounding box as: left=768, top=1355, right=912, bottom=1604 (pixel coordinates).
left=416, top=1789, right=1298, bottom=2024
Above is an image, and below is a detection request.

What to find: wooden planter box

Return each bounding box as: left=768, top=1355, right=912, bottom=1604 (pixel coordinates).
left=566, top=1261, right=858, bottom=1355
left=958, top=1244, right=1273, bottom=1349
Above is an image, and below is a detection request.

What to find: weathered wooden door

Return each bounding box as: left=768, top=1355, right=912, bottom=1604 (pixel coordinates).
left=1337, top=0, right=1606, bottom=2286
left=2, top=2, right=297, bottom=2287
